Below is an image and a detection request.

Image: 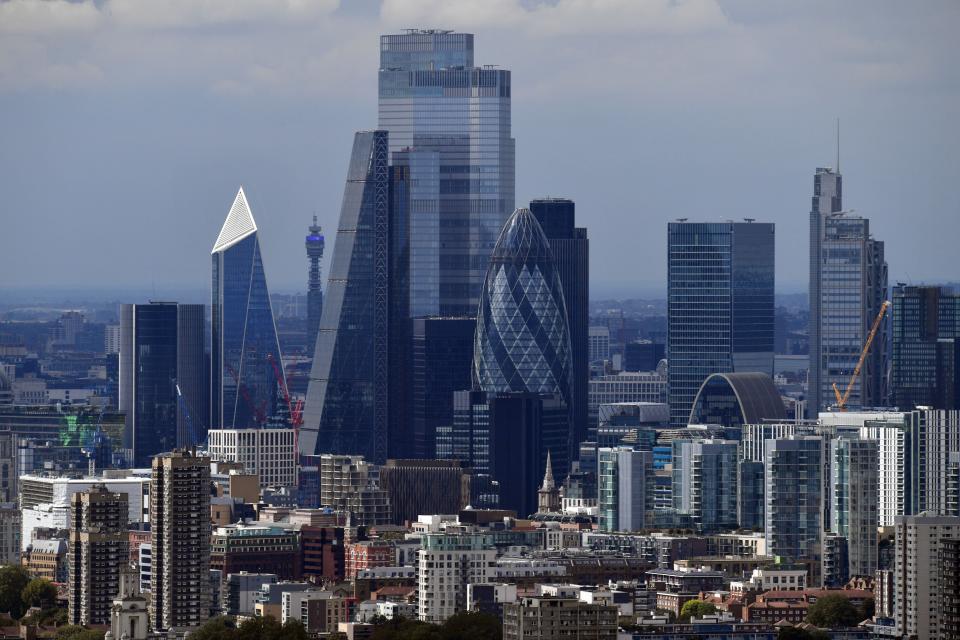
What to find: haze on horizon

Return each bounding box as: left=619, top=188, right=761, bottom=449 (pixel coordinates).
left=1, top=0, right=957, bottom=298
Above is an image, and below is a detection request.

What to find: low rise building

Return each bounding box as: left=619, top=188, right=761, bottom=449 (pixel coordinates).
left=502, top=596, right=618, bottom=640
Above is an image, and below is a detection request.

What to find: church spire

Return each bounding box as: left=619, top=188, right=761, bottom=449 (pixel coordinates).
left=537, top=450, right=561, bottom=514
left=541, top=450, right=555, bottom=491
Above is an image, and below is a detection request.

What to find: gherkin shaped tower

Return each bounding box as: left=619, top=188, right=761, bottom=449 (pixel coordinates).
left=474, top=208, right=573, bottom=406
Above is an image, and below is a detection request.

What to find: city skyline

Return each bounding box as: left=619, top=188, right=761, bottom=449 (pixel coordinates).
left=2, top=2, right=958, bottom=296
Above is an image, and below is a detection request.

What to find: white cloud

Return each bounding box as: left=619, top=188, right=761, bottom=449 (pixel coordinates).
left=106, top=0, right=340, bottom=30
left=380, top=0, right=729, bottom=34
left=0, top=0, right=102, bottom=34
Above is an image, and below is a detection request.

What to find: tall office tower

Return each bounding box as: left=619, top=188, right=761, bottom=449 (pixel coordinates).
left=207, top=427, right=297, bottom=490
left=667, top=221, right=775, bottom=426
left=529, top=198, right=589, bottom=455
left=672, top=439, right=739, bottom=532
left=829, top=436, right=879, bottom=578
left=471, top=207, right=574, bottom=506
left=176, top=304, right=207, bottom=447
left=893, top=514, right=960, bottom=639
left=211, top=187, right=286, bottom=431
left=808, top=167, right=843, bottom=417
left=474, top=208, right=573, bottom=420
left=411, top=317, right=475, bottom=459
left=597, top=447, right=652, bottom=532
left=305, top=216, right=325, bottom=358
left=891, top=285, right=960, bottom=410
left=121, top=302, right=205, bottom=465
left=68, top=485, right=128, bottom=626
left=150, top=450, right=211, bottom=632
left=765, top=437, right=824, bottom=585
left=379, top=30, right=514, bottom=318
left=941, top=537, right=960, bottom=639
left=380, top=459, right=469, bottom=525
left=303, top=131, right=390, bottom=462
left=809, top=207, right=888, bottom=414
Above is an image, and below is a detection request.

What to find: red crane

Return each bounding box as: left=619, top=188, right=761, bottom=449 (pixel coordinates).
left=225, top=363, right=267, bottom=426
left=267, top=354, right=303, bottom=453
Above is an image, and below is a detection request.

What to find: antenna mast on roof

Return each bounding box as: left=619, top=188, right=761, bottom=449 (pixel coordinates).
left=836, top=118, right=840, bottom=173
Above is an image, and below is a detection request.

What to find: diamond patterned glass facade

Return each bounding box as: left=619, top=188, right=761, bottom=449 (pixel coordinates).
left=474, top=208, right=573, bottom=407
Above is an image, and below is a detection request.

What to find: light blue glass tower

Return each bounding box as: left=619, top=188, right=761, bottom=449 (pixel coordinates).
left=667, top=221, right=775, bottom=426
left=379, top=30, right=514, bottom=318
left=211, top=187, right=286, bottom=430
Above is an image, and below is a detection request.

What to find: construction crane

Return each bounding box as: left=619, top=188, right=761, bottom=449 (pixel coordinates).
left=267, top=353, right=303, bottom=453
left=832, top=300, right=891, bottom=410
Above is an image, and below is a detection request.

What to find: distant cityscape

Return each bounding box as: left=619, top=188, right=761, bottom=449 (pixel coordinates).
left=0, top=27, right=958, bottom=640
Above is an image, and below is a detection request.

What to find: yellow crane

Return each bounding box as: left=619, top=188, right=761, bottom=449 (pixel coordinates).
left=832, top=300, right=891, bottom=410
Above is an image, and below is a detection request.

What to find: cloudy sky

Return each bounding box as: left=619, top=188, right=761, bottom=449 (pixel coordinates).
left=1, top=0, right=957, bottom=298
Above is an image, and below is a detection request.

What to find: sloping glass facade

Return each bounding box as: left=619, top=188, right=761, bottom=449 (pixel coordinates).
left=474, top=208, right=573, bottom=406
left=301, top=131, right=390, bottom=461
left=211, top=189, right=285, bottom=430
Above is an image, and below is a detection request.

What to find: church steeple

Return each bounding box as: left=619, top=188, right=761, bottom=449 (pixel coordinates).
left=537, top=450, right=561, bottom=513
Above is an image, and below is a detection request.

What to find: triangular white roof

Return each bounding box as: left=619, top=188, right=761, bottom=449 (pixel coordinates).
left=212, top=186, right=258, bottom=253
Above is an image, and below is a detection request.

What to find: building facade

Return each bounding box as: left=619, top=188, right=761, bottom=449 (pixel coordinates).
left=598, top=447, right=652, bottom=532
left=764, top=437, right=823, bottom=585
left=150, top=450, right=211, bottom=632
left=211, top=187, right=286, bottom=431
left=809, top=184, right=888, bottom=414
left=829, top=436, right=878, bottom=578
left=207, top=428, right=297, bottom=490
left=891, top=284, right=960, bottom=410
left=379, top=459, right=468, bottom=525
left=502, top=596, right=618, bottom=640
left=667, top=221, right=775, bottom=426
left=893, top=514, right=960, bottom=639
left=303, top=131, right=391, bottom=462
left=68, top=485, right=129, bottom=626
left=529, top=197, right=589, bottom=453
left=672, top=439, right=739, bottom=532
left=417, top=532, right=496, bottom=623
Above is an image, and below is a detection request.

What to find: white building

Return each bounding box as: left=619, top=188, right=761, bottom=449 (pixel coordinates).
left=418, top=532, right=496, bottom=623
left=730, top=567, right=807, bottom=593
left=894, top=513, right=960, bottom=639
left=207, top=428, right=297, bottom=490
left=19, top=474, right=150, bottom=550
left=105, top=325, right=121, bottom=356
left=589, top=372, right=667, bottom=426
left=588, top=326, right=610, bottom=363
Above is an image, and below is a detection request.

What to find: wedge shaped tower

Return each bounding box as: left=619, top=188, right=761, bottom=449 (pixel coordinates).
left=473, top=208, right=573, bottom=406
left=211, top=187, right=286, bottom=430
left=301, top=131, right=390, bottom=461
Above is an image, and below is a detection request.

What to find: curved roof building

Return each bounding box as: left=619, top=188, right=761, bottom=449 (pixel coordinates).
left=473, top=208, right=573, bottom=405
left=688, top=372, right=786, bottom=429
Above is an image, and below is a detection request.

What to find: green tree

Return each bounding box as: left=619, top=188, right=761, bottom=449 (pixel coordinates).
left=0, top=565, right=31, bottom=618
left=679, top=599, right=717, bottom=621
left=55, top=626, right=106, bottom=640
left=440, top=611, right=502, bottom=640
left=21, top=577, right=57, bottom=609
left=805, top=594, right=861, bottom=628
left=859, top=597, right=876, bottom=620
left=370, top=615, right=441, bottom=640
left=189, top=616, right=239, bottom=640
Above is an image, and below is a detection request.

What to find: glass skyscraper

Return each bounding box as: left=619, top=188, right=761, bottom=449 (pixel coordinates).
left=474, top=207, right=573, bottom=408
left=211, top=187, right=286, bottom=431
left=811, top=212, right=887, bottom=412
left=302, top=131, right=390, bottom=462
left=120, top=302, right=206, bottom=465
left=891, top=285, right=960, bottom=410
left=667, top=221, right=775, bottom=426
left=530, top=198, right=589, bottom=454
left=808, top=168, right=888, bottom=413
left=379, top=30, right=514, bottom=318
left=830, top=436, right=879, bottom=578
left=671, top=439, right=739, bottom=532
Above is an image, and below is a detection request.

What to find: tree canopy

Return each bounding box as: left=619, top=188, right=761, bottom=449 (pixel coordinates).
left=0, top=565, right=31, bottom=619
left=805, top=594, right=862, bottom=628
left=21, top=577, right=58, bottom=609
left=679, top=599, right=717, bottom=621
left=190, top=616, right=308, bottom=640
left=370, top=612, right=501, bottom=640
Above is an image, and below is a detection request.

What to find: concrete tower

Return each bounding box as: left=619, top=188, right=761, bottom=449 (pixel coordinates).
left=306, top=215, right=325, bottom=358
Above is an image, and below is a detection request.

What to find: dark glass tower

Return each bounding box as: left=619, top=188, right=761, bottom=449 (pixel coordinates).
left=891, top=285, right=960, bottom=410
left=176, top=304, right=207, bottom=447
left=120, top=303, right=177, bottom=466
left=306, top=216, right=325, bottom=358
left=120, top=302, right=207, bottom=463
left=529, top=198, right=589, bottom=456
left=667, top=221, right=775, bottom=426
left=211, top=187, right=286, bottom=430
left=412, top=317, right=475, bottom=459
left=809, top=167, right=842, bottom=415
left=302, top=131, right=390, bottom=462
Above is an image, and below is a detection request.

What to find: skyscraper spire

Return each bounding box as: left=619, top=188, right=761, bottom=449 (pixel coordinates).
left=541, top=450, right=555, bottom=491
